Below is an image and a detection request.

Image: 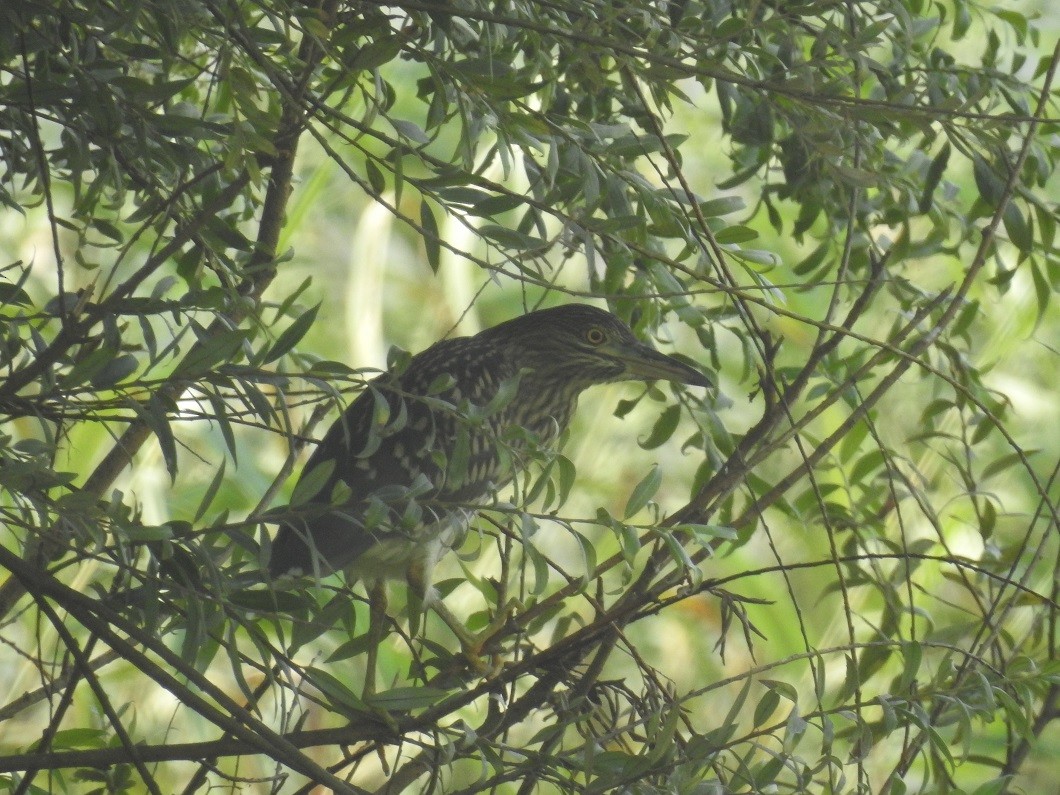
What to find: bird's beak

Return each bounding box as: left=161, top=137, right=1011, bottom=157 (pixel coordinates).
left=611, top=340, right=714, bottom=388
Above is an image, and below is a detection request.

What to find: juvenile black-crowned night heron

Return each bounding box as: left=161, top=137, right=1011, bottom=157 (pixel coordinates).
left=268, top=304, right=710, bottom=684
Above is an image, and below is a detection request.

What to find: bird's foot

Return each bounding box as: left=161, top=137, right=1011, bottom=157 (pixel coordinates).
left=433, top=599, right=518, bottom=678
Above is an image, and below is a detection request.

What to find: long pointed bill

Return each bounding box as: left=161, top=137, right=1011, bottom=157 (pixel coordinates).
left=613, top=341, right=713, bottom=388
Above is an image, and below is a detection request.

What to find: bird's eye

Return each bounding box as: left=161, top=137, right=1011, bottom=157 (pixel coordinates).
left=585, top=327, right=606, bottom=345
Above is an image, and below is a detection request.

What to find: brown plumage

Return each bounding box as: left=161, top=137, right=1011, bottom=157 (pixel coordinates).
left=268, top=304, right=711, bottom=598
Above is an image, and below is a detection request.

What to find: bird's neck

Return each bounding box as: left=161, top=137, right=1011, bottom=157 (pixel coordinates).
left=506, top=367, right=583, bottom=441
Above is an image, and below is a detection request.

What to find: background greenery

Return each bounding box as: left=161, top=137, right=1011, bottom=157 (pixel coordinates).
left=1, top=0, right=1057, bottom=792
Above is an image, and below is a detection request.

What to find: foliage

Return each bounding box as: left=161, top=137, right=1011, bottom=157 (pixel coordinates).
left=1, top=0, right=1057, bottom=792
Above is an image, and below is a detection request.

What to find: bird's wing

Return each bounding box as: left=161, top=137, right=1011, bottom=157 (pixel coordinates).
left=270, top=338, right=519, bottom=577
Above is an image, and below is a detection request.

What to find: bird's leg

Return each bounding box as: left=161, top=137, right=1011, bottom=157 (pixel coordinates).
left=364, top=579, right=387, bottom=700
left=403, top=565, right=479, bottom=669
left=405, top=560, right=430, bottom=638
left=405, top=562, right=512, bottom=676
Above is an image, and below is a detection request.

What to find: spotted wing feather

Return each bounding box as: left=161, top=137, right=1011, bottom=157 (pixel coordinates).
left=268, top=337, right=520, bottom=577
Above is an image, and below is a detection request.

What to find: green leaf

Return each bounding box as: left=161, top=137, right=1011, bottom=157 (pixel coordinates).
left=175, top=329, right=248, bottom=378
left=792, top=241, right=829, bottom=276
left=391, top=118, right=430, bottom=144
left=672, top=524, right=736, bottom=547
left=60, top=348, right=117, bottom=389
left=555, top=455, right=576, bottom=507
left=91, top=353, right=139, bottom=388
left=122, top=524, right=174, bottom=542
left=981, top=451, right=1034, bottom=480
left=134, top=395, right=178, bottom=479
left=306, top=667, right=369, bottom=715
left=194, top=459, right=226, bottom=523
left=365, top=159, right=386, bottom=194
left=952, top=0, right=972, bottom=38
left=204, top=392, right=238, bottom=463
left=469, top=193, right=525, bottom=217
left=521, top=514, right=551, bottom=595
left=571, top=529, right=597, bottom=585
left=90, top=217, right=124, bottom=243
left=420, top=201, right=441, bottom=273
left=265, top=304, right=319, bottom=363
left=897, top=641, right=922, bottom=693
left=659, top=529, right=699, bottom=583
left=971, top=778, right=1013, bottom=795
left=51, top=729, right=108, bottom=749
left=624, top=465, right=661, bottom=518
left=365, top=686, right=452, bottom=711
left=226, top=589, right=311, bottom=613
left=639, top=404, right=680, bottom=450
left=350, top=37, right=402, bottom=71
left=720, top=676, right=754, bottom=732
left=714, top=224, right=759, bottom=245
left=697, top=195, right=745, bottom=217
left=1029, top=259, right=1049, bottom=330
left=1003, top=203, right=1032, bottom=253
left=479, top=224, right=547, bottom=251
left=752, top=689, right=781, bottom=727
left=850, top=450, right=886, bottom=485
left=326, top=635, right=373, bottom=663
left=0, top=277, right=32, bottom=307
left=289, top=459, right=336, bottom=505
left=973, top=156, right=1006, bottom=207
left=919, top=142, right=950, bottom=213
left=839, top=420, right=870, bottom=461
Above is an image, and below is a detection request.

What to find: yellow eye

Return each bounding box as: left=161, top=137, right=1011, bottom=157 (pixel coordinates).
left=585, top=327, right=606, bottom=345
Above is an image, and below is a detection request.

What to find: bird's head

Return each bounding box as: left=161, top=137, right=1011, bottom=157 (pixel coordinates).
left=486, top=304, right=713, bottom=390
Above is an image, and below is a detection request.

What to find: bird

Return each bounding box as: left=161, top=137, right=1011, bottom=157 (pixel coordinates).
left=267, top=303, right=710, bottom=683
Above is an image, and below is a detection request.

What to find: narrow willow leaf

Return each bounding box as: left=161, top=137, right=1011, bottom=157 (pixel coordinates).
left=973, top=156, right=1006, bottom=206
left=639, top=404, right=680, bottom=450
left=366, top=686, right=452, bottom=711
left=714, top=224, right=759, bottom=245
left=420, top=201, right=441, bottom=273
left=306, top=667, right=369, bottom=714
left=792, top=240, right=829, bottom=276
left=289, top=459, right=335, bottom=505
left=971, top=778, right=1014, bottom=795
left=982, top=451, right=1034, bottom=480
left=265, top=303, right=319, bottom=363
left=326, top=635, right=372, bottom=663
left=897, top=641, right=923, bottom=693
left=752, top=689, right=781, bottom=727
left=571, top=529, right=597, bottom=586
left=697, top=195, right=745, bottom=217
left=554, top=455, right=576, bottom=506
left=479, top=224, right=546, bottom=251
left=61, top=348, right=116, bottom=389
left=919, top=142, right=951, bottom=212
left=134, top=395, right=178, bottom=479
left=194, top=459, right=226, bottom=523
left=90, top=353, right=138, bottom=388
left=51, top=729, right=108, bottom=749
left=1003, top=203, right=1032, bottom=253
left=674, top=523, right=737, bottom=544
left=175, top=329, right=247, bottom=378
left=350, top=37, right=402, bottom=71
left=624, top=465, right=661, bottom=518
left=365, top=159, right=386, bottom=194
left=122, top=524, right=174, bottom=542
left=392, top=118, right=430, bottom=144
